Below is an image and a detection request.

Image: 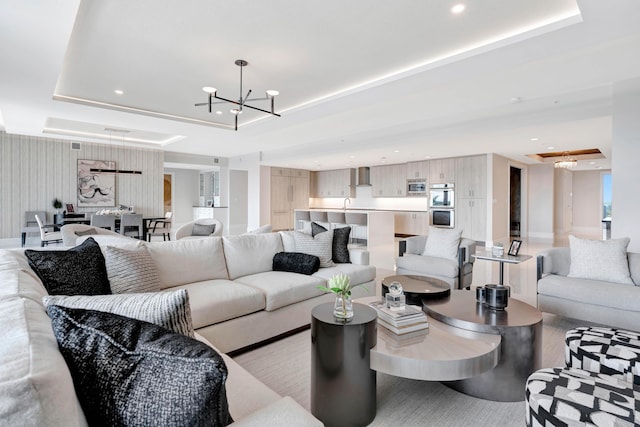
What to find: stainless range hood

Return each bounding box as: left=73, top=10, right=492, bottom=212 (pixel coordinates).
left=357, top=167, right=371, bottom=186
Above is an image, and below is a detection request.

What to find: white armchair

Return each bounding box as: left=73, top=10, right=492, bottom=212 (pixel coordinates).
left=175, top=219, right=223, bottom=240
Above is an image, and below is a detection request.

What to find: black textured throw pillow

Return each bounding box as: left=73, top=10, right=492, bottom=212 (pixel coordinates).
left=47, top=305, right=233, bottom=427
left=332, top=226, right=352, bottom=263
left=273, top=252, right=320, bottom=275
left=25, top=237, right=111, bottom=295
left=310, top=222, right=351, bottom=264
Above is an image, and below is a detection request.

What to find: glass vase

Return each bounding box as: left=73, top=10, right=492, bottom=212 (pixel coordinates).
left=333, top=294, right=354, bottom=321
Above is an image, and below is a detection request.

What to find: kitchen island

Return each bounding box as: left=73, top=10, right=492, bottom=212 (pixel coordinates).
left=294, top=209, right=395, bottom=270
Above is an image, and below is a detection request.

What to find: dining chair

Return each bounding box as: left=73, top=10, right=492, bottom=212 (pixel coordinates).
left=21, top=210, right=47, bottom=247
left=147, top=212, right=172, bottom=241
left=34, top=214, right=63, bottom=247
left=90, top=214, right=117, bottom=231
left=119, top=214, right=143, bottom=239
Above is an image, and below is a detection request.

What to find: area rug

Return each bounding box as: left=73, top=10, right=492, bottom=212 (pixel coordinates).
left=233, top=313, right=596, bottom=427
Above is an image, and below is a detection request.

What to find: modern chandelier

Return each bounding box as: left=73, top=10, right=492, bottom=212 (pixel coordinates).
left=195, top=59, right=280, bottom=131
left=554, top=152, right=578, bottom=169
left=90, top=128, right=142, bottom=175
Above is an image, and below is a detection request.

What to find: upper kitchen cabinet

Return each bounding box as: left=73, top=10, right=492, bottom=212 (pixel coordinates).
left=311, top=168, right=355, bottom=198
left=456, top=155, right=487, bottom=198
left=429, top=158, right=456, bottom=183
left=406, top=161, right=430, bottom=179
left=371, top=164, right=407, bottom=197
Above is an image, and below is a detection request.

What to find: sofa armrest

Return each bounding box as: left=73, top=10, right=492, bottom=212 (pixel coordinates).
left=349, top=248, right=369, bottom=265
left=536, top=247, right=571, bottom=279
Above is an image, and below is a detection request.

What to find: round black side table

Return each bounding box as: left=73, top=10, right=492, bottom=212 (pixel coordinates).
left=311, top=302, right=377, bottom=427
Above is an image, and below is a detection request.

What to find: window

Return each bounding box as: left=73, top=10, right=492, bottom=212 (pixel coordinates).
left=602, top=173, right=611, bottom=219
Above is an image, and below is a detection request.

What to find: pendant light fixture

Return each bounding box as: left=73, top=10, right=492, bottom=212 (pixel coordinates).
left=90, top=128, right=142, bottom=175
left=554, top=152, right=577, bottom=169
left=195, top=59, right=280, bottom=131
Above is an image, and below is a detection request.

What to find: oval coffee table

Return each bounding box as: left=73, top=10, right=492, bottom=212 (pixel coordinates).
left=381, top=274, right=450, bottom=305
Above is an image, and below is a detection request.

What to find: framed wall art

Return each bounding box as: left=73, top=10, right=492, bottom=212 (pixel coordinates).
left=77, top=159, right=116, bottom=207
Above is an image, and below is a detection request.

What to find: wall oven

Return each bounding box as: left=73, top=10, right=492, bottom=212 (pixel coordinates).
left=407, top=179, right=427, bottom=196
left=430, top=209, right=454, bottom=228
left=429, top=183, right=454, bottom=208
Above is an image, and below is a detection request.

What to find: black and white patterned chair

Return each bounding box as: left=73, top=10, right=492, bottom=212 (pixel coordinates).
left=566, top=326, right=640, bottom=385
left=525, top=367, right=640, bottom=426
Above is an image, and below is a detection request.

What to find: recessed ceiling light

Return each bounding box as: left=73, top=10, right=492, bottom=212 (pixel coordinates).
left=114, top=89, right=124, bottom=95
left=393, top=150, right=400, bottom=153
left=589, top=161, right=596, bottom=165
left=547, top=146, right=555, bottom=150
left=424, top=156, right=431, bottom=159
left=530, top=138, right=539, bottom=141
left=215, top=111, right=222, bottom=115
left=349, top=155, right=355, bottom=159
left=451, top=4, right=465, bottom=14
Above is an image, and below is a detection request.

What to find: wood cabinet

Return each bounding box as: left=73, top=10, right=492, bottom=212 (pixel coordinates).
left=395, top=211, right=429, bottom=236
left=456, top=155, right=487, bottom=198
left=456, top=198, right=487, bottom=241
left=371, top=164, right=407, bottom=197
left=311, top=168, right=355, bottom=198
left=455, top=155, right=487, bottom=241
left=270, top=167, right=310, bottom=231
left=406, top=161, right=430, bottom=179
left=429, top=158, right=456, bottom=183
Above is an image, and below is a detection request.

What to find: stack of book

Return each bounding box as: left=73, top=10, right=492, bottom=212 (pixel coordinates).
left=368, top=300, right=429, bottom=335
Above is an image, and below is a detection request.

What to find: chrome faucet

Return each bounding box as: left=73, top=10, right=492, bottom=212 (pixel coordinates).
left=343, top=197, right=351, bottom=211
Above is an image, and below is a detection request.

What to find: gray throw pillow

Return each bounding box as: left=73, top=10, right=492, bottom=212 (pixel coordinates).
left=311, top=222, right=352, bottom=264
left=104, top=245, right=161, bottom=293
left=74, top=228, right=98, bottom=237
left=423, top=227, right=462, bottom=261
left=192, top=223, right=215, bottom=236
left=46, top=305, right=233, bottom=426
left=568, top=235, right=633, bottom=284
left=25, top=237, right=111, bottom=296
left=43, top=288, right=194, bottom=337
left=293, top=230, right=334, bottom=267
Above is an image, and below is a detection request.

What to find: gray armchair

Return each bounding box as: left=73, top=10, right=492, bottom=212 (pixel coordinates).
left=396, top=235, right=476, bottom=289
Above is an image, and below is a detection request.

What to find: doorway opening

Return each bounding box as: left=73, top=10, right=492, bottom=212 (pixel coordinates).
left=510, top=167, right=522, bottom=237
left=163, top=173, right=173, bottom=215
left=602, top=172, right=611, bottom=239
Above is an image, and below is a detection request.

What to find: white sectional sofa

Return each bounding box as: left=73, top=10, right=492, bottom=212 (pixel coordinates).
left=0, top=230, right=374, bottom=425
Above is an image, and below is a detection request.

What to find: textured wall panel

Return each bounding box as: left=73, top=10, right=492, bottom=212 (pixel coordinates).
left=0, top=132, right=164, bottom=239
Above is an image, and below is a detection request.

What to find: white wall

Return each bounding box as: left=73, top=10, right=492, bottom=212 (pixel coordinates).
left=229, top=170, right=248, bottom=234
left=572, top=170, right=605, bottom=236
left=491, top=154, right=510, bottom=244
left=228, top=153, right=262, bottom=230
left=527, top=164, right=555, bottom=239
left=612, top=79, right=640, bottom=251
left=164, top=168, right=200, bottom=226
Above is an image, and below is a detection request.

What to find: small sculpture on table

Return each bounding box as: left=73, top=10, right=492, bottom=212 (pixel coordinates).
left=385, top=281, right=406, bottom=312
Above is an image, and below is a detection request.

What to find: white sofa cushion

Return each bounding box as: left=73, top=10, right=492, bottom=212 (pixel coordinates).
left=0, top=294, right=87, bottom=427
left=278, top=231, right=296, bottom=252
left=395, top=253, right=459, bottom=278
left=538, top=275, right=640, bottom=312
left=223, top=234, right=283, bottom=280
left=146, top=238, right=229, bottom=288
left=568, top=235, right=633, bottom=285
left=423, top=227, right=462, bottom=261
left=234, top=271, right=325, bottom=311
left=230, top=397, right=322, bottom=427
left=0, top=250, right=48, bottom=303
left=173, top=280, right=266, bottom=329
left=312, top=264, right=376, bottom=287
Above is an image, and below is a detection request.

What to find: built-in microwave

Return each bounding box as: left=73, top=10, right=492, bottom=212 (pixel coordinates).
left=429, top=183, right=454, bottom=208
left=430, top=209, right=455, bottom=228
left=407, top=179, right=427, bottom=196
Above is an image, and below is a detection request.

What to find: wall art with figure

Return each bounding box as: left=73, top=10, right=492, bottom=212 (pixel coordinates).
left=77, top=159, right=116, bottom=207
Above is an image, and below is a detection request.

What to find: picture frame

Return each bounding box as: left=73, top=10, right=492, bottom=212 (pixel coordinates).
left=66, top=203, right=75, bottom=213
left=508, top=239, right=522, bottom=257
left=77, top=159, right=116, bottom=207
